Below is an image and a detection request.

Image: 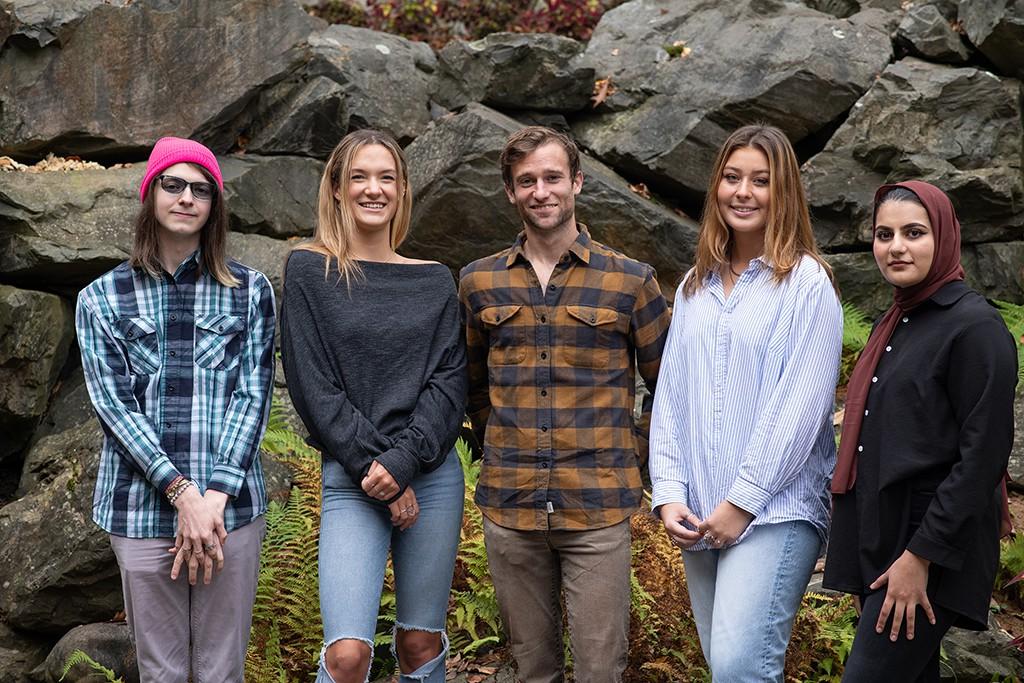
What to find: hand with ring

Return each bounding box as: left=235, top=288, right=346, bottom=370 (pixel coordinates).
left=697, top=499, right=755, bottom=549
left=387, top=486, right=419, bottom=531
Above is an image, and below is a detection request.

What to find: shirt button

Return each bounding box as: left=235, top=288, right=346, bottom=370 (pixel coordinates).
left=169, top=350, right=176, bottom=357
left=540, top=315, right=547, bottom=323
left=902, top=317, right=909, bottom=323
left=864, top=409, right=869, bottom=416
left=885, top=346, right=892, bottom=352
left=541, top=425, right=548, bottom=432
left=170, top=314, right=177, bottom=321
left=548, top=284, right=556, bottom=291
left=167, top=386, right=175, bottom=394
left=164, top=422, right=172, bottom=428
left=541, top=389, right=548, bottom=397
left=871, top=376, right=878, bottom=383
left=540, top=461, right=549, bottom=468
left=858, top=445, right=863, bottom=452
left=540, top=352, right=547, bottom=360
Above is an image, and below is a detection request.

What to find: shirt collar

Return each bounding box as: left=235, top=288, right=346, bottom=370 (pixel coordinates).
left=928, top=280, right=970, bottom=308
left=505, top=224, right=593, bottom=268
left=170, top=248, right=202, bottom=280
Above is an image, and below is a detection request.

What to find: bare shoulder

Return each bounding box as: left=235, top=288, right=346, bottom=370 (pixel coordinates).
left=395, top=255, right=442, bottom=265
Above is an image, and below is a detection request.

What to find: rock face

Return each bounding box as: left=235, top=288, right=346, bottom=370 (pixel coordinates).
left=435, top=32, right=594, bottom=112
left=222, top=155, right=322, bottom=238
left=226, top=232, right=295, bottom=303
left=37, top=622, right=137, bottom=683
left=940, top=616, right=1024, bottom=682
left=0, top=285, right=73, bottom=460
left=0, top=450, right=122, bottom=634
left=0, top=621, right=50, bottom=683
left=0, top=166, right=141, bottom=289
left=0, top=0, right=105, bottom=48
left=959, top=1, right=1024, bottom=79
left=896, top=4, right=970, bottom=63
left=573, top=0, right=893, bottom=199
left=804, top=58, right=1024, bottom=249
left=0, top=0, right=323, bottom=159
left=403, top=104, right=699, bottom=287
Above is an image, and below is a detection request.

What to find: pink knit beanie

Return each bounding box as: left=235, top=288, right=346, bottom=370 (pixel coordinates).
left=139, top=137, right=224, bottom=202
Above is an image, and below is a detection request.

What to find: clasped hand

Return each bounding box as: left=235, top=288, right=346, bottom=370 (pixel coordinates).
left=362, top=460, right=419, bottom=530
left=659, top=500, right=754, bottom=549
left=169, top=488, right=229, bottom=585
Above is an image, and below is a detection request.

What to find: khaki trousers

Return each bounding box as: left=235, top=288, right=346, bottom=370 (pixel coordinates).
left=482, top=517, right=631, bottom=683
left=109, top=516, right=265, bottom=683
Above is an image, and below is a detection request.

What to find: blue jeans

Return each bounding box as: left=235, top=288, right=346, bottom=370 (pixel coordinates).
left=317, top=452, right=464, bottom=683
left=682, top=521, right=821, bottom=682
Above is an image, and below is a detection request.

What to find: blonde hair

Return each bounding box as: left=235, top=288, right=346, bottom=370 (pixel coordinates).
left=295, top=129, right=411, bottom=282
left=683, top=124, right=833, bottom=298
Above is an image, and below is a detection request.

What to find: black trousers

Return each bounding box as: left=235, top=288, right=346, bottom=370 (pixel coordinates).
left=842, top=590, right=955, bottom=682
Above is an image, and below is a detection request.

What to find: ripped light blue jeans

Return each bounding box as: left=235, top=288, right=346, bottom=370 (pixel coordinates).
left=317, top=451, right=464, bottom=683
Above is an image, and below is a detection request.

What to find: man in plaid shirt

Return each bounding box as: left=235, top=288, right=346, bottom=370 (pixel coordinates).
left=76, top=138, right=274, bottom=682
left=459, top=127, right=670, bottom=682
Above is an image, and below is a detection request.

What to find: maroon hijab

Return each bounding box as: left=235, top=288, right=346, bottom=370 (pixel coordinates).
left=831, top=181, right=1011, bottom=534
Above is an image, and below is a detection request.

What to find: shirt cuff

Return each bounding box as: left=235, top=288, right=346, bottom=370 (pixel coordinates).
left=375, top=447, right=419, bottom=492
left=148, top=458, right=182, bottom=495
left=906, top=530, right=965, bottom=572
left=207, top=464, right=247, bottom=498
left=726, top=475, right=771, bottom=518
left=650, top=481, right=688, bottom=514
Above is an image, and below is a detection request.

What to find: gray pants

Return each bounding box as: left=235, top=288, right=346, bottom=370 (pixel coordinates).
left=482, top=517, right=631, bottom=683
left=108, top=516, right=265, bottom=683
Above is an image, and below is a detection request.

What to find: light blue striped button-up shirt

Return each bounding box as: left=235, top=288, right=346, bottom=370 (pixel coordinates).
left=650, top=255, right=843, bottom=548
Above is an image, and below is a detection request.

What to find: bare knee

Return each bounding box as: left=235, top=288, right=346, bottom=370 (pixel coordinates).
left=395, top=629, right=442, bottom=673
left=323, top=639, right=371, bottom=683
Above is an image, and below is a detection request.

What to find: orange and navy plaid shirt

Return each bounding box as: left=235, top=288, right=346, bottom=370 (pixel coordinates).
left=459, top=226, right=670, bottom=531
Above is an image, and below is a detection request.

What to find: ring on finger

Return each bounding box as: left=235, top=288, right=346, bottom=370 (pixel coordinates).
left=203, top=543, right=215, bottom=552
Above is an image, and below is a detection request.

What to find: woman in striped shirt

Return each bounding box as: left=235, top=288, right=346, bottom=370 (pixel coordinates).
left=649, top=124, right=844, bottom=682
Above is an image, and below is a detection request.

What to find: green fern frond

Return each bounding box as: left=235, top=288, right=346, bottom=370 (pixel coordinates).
left=60, top=650, right=123, bottom=682
left=841, top=300, right=872, bottom=352
left=994, top=300, right=1024, bottom=382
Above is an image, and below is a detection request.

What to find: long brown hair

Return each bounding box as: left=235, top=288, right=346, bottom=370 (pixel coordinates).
left=130, top=164, right=238, bottom=287
left=683, top=124, right=833, bottom=297
left=295, top=129, right=411, bottom=282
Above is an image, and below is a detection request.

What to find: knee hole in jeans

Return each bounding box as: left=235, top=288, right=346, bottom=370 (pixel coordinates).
left=323, top=638, right=372, bottom=683
left=395, top=627, right=443, bottom=673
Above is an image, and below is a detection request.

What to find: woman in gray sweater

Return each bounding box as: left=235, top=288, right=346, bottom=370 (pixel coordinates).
left=280, top=130, right=467, bottom=683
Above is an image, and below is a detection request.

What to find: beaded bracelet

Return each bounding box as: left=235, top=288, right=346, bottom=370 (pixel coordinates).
left=166, top=478, right=196, bottom=505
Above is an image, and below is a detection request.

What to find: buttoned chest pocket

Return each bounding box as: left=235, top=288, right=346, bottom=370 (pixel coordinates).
left=195, top=313, right=246, bottom=371
left=480, top=304, right=527, bottom=365
left=112, top=317, right=161, bottom=375
left=562, top=305, right=628, bottom=368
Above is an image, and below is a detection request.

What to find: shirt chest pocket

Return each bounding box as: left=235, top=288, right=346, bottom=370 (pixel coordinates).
left=112, top=317, right=160, bottom=375
left=562, top=305, right=628, bottom=369
left=480, top=304, right=527, bottom=365
left=194, top=313, right=246, bottom=371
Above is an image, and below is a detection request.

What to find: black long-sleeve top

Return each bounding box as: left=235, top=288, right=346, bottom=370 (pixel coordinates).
left=823, top=282, right=1017, bottom=629
left=280, top=250, right=468, bottom=493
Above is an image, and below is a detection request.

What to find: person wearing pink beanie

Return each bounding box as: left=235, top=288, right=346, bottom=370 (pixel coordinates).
left=76, top=136, right=275, bottom=681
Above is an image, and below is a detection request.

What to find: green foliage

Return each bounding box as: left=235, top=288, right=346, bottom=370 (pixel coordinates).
left=994, top=300, right=1024, bottom=382
left=786, top=593, right=858, bottom=682
left=311, top=0, right=606, bottom=48
left=839, top=300, right=872, bottom=387
left=60, top=650, right=123, bottom=682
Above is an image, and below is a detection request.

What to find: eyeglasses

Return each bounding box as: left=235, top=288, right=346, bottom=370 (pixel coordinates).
left=157, top=175, right=215, bottom=202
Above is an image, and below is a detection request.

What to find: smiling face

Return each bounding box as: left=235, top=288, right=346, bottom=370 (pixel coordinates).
left=336, top=143, right=401, bottom=236
left=505, top=141, right=583, bottom=235
left=716, top=146, right=770, bottom=240
left=873, top=199, right=936, bottom=288
left=153, top=162, right=213, bottom=243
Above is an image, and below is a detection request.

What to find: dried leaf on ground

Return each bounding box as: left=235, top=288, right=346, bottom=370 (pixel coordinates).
left=592, top=78, right=615, bottom=108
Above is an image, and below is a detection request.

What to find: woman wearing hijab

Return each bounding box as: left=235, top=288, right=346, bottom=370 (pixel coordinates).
left=823, top=181, right=1017, bottom=682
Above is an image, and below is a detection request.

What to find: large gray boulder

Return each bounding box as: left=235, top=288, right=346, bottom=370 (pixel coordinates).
left=0, top=0, right=104, bottom=48
left=0, top=451, right=122, bottom=634
left=0, top=166, right=140, bottom=289
left=572, top=1, right=892, bottom=200
left=0, top=0, right=323, bottom=159
left=226, top=231, right=294, bottom=303
left=403, top=104, right=699, bottom=287
left=0, top=285, right=73, bottom=461
left=435, top=32, right=593, bottom=112
left=0, top=621, right=50, bottom=683
left=959, top=0, right=1024, bottom=79
left=939, top=616, right=1024, bottom=681
left=896, top=4, right=970, bottom=63
left=221, top=155, right=322, bottom=238
left=804, top=58, right=1024, bottom=249
left=35, top=622, right=136, bottom=683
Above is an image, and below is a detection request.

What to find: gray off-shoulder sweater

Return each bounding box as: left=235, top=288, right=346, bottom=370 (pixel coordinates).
left=280, top=249, right=468, bottom=494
